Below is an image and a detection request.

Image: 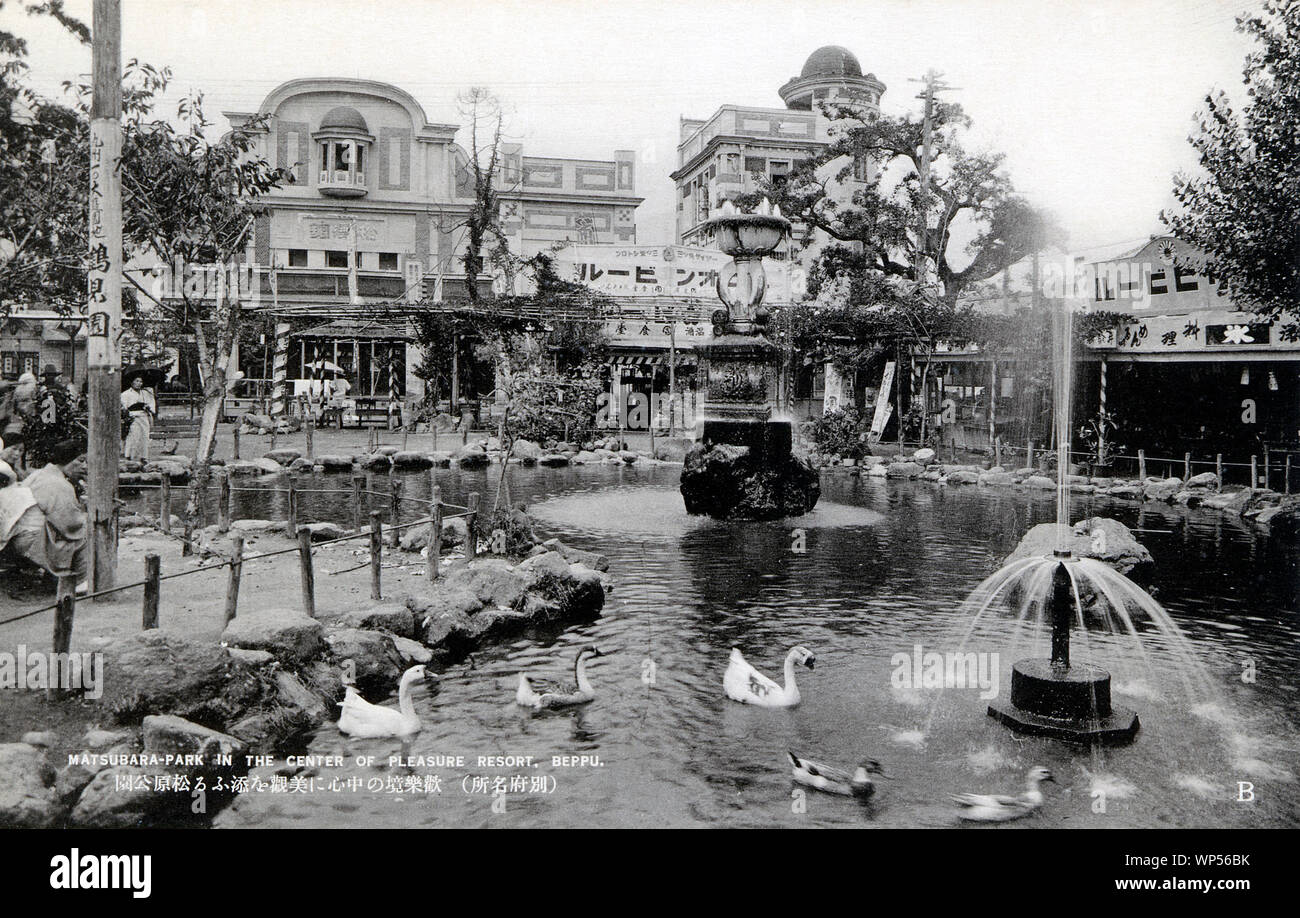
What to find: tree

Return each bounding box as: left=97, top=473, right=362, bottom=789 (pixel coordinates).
left=1162, top=0, right=1300, bottom=333
left=452, top=87, right=517, bottom=302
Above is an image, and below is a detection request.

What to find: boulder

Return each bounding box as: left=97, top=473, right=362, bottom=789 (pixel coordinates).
left=619, top=449, right=640, bottom=464
left=391, top=635, right=432, bottom=664
left=398, top=517, right=468, bottom=552
left=407, top=586, right=483, bottom=622
left=1186, top=472, right=1220, bottom=489
left=360, top=453, right=392, bottom=471
left=0, top=743, right=58, bottom=828
left=866, top=462, right=889, bottom=477
left=442, top=558, right=530, bottom=608
left=289, top=457, right=315, bottom=473
left=392, top=451, right=432, bottom=469
left=573, top=450, right=599, bottom=464
left=221, top=607, right=325, bottom=665
left=252, top=457, right=283, bottom=475
left=431, top=412, right=457, bottom=432
left=1202, top=487, right=1253, bottom=513
left=652, top=438, right=692, bottom=462
left=300, top=522, right=347, bottom=542
left=142, top=714, right=246, bottom=763
left=21, top=731, right=55, bottom=747
left=1107, top=482, right=1143, bottom=499
left=230, top=518, right=282, bottom=534
left=979, top=470, right=1015, bottom=487
left=264, top=449, right=302, bottom=465
left=316, top=454, right=355, bottom=472
left=69, top=766, right=170, bottom=827
left=100, top=631, right=235, bottom=715
left=679, top=442, right=820, bottom=520
left=454, top=446, right=490, bottom=469
left=224, top=459, right=264, bottom=477
left=1023, top=475, right=1057, bottom=490
left=912, top=447, right=936, bottom=465
left=541, top=537, right=610, bottom=572
left=325, top=629, right=404, bottom=694
left=242, top=412, right=274, bottom=430
left=538, top=454, right=570, bottom=467
left=1143, top=477, right=1183, bottom=502
left=945, top=469, right=981, bottom=485
left=1005, top=516, right=1154, bottom=578
left=426, top=452, right=452, bottom=468
left=886, top=461, right=922, bottom=479
left=510, top=439, right=543, bottom=460
left=227, top=648, right=275, bottom=667
left=84, top=728, right=130, bottom=748
left=337, top=604, right=415, bottom=638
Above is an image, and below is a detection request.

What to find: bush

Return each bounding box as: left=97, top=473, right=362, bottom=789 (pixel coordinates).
left=805, top=408, right=868, bottom=459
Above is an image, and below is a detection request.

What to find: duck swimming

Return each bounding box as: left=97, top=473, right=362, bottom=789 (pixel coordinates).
left=337, top=664, right=429, bottom=738
left=788, top=751, right=887, bottom=799
left=724, top=646, right=815, bottom=708
left=952, top=766, right=1056, bottom=822
left=516, top=645, right=604, bottom=710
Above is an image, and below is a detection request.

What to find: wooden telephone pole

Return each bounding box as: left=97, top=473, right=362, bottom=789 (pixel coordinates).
left=908, top=70, right=956, bottom=286
left=86, top=0, right=122, bottom=595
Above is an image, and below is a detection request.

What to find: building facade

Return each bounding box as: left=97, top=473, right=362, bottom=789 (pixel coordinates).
left=221, top=78, right=642, bottom=415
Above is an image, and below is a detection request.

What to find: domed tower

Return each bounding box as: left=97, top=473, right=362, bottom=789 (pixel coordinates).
left=778, top=45, right=885, bottom=115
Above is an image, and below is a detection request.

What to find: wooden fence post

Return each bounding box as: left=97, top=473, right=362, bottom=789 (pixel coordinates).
left=466, top=491, right=480, bottom=560
left=389, top=476, right=403, bottom=548
left=285, top=472, right=298, bottom=539
left=1286, top=454, right=1292, bottom=495
left=142, top=553, right=160, bottom=630
left=994, top=436, right=1002, bottom=469
left=297, top=528, right=316, bottom=618
left=1264, top=445, right=1271, bottom=491
left=182, top=515, right=193, bottom=557
left=369, top=510, right=383, bottom=600
left=1251, top=455, right=1258, bottom=489
left=51, top=575, right=76, bottom=699
left=1184, top=452, right=1191, bottom=481
left=1027, top=441, right=1035, bottom=469
left=224, top=532, right=244, bottom=626
left=1216, top=453, right=1223, bottom=489
left=218, top=470, right=231, bottom=533
left=351, top=471, right=364, bottom=532
left=1138, top=449, right=1147, bottom=481
left=427, top=482, right=442, bottom=581
left=304, top=397, right=315, bottom=461
left=159, top=475, right=171, bottom=533
left=232, top=425, right=240, bottom=460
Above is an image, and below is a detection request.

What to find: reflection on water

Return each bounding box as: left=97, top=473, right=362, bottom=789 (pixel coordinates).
left=200, top=465, right=1299, bottom=828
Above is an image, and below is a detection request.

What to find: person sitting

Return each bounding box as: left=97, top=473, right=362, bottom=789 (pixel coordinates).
left=0, top=437, right=89, bottom=593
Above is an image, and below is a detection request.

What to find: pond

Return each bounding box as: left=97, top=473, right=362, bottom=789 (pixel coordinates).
left=208, top=464, right=1299, bottom=828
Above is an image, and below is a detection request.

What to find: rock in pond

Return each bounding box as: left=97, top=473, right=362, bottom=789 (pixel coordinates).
left=221, top=607, right=325, bottom=665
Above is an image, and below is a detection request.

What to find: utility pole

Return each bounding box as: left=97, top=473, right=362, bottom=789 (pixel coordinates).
left=86, top=0, right=122, bottom=595
left=908, top=70, right=956, bottom=287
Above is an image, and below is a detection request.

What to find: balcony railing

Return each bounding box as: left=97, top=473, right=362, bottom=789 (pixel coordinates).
left=318, top=169, right=366, bottom=197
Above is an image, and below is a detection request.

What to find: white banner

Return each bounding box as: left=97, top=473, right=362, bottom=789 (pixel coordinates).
left=553, top=243, right=793, bottom=303
left=869, top=360, right=896, bottom=439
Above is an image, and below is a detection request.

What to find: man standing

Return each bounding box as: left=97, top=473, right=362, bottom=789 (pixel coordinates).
left=23, top=365, right=76, bottom=468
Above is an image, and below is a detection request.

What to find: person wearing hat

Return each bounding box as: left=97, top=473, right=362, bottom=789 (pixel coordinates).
left=1, top=437, right=89, bottom=594
left=21, top=365, right=75, bottom=468
left=121, top=369, right=156, bottom=461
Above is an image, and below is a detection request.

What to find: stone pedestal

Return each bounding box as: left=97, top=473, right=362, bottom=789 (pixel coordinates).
left=680, top=420, right=820, bottom=520
left=987, top=658, right=1140, bottom=745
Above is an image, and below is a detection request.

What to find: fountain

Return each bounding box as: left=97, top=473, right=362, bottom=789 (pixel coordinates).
left=679, top=200, right=820, bottom=520
left=978, top=296, right=1149, bottom=744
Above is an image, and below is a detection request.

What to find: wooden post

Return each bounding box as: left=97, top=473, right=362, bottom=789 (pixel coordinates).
left=994, top=436, right=1002, bottom=469
left=462, top=427, right=468, bottom=446
left=285, top=472, right=298, bottom=539
left=297, top=527, right=316, bottom=618
left=1286, top=454, right=1292, bottom=495
left=1184, top=452, right=1191, bottom=481
left=182, top=515, right=193, bottom=557
left=270, top=427, right=277, bottom=452
left=218, top=470, right=231, bottom=533
left=51, top=575, right=76, bottom=698
left=1216, top=453, right=1223, bottom=490
left=1251, top=455, right=1258, bottom=489
left=427, top=482, right=442, bottom=581
left=1138, top=449, right=1147, bottom=481
left=224, top=532, right=243, bottom=625
left=142, top=552, right=160, bottom=630
left=1264, top=445, right=1271, bottom=491
left=304, top=396, right=314, bottom=461
left=159, top=474, right=171, bottom=533
left=369, top=510, right=383, bottom=600
left=389, top=475, right=402, bottom=547
left=402, top=427, right=409, bottom=451
left=351, top=471, right=364, bottom=532
left=232, top=425, right=240, bottom=460
left=466, top=491, right=480, bottom=560
left=86, top=0, right=122, bottom=601
left=1027, top=441, right=1035, bottom=469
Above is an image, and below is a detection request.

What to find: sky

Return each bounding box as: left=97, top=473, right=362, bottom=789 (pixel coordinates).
left=2, top=0, right=1262, bottom=253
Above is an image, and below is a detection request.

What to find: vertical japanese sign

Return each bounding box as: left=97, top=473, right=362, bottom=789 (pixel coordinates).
left=869, top=360, right=896, bottom=439
left=86, top=117, right=122, bottom=369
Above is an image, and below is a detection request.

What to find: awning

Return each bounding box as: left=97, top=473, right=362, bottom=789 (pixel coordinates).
left=607, top=351, right=698, bottom=368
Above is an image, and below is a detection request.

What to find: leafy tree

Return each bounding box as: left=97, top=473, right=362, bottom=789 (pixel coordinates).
left=450, top=87, right=518, bottom=302
left=1162, top=0, right=1300, bottom=333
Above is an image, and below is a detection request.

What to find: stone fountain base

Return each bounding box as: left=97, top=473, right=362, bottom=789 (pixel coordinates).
left=988, top=658, right=1140, bottom=745
left=680, top=419, right=819, bottom=521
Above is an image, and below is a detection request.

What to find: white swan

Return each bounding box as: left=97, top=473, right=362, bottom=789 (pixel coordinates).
left=952, top=766, right=1056, bottom=822
left=337, top=665, right=429, bottom=738
left=723, top=646, right=815, bottom=707
left=788, top=751, right=886, bottom=799
left=516, top=645, right=604, bottom=710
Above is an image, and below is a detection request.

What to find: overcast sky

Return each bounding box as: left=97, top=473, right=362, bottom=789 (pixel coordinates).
left=3, top=0, right=1260, bottom=252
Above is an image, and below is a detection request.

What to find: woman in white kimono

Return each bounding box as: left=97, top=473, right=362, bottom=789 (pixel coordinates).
left=120, top=372, right=156, bottom=461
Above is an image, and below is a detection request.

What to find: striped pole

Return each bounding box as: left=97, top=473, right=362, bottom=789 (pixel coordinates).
left=270, top=321, right=290, bottom=417
left=1096, top=357, right=1107, bottom=465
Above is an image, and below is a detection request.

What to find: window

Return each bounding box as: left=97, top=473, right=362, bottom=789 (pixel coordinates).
left=326, top=250, right=349, bottom=269
left=378, top=252, right=398, bottom=271
left=288, top=249, right=308, bottom=267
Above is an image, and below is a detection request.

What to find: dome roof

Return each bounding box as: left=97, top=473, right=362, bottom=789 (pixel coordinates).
left=318, top=105, right=369, bottom=133
left=801, top=46, right=863, bottom=79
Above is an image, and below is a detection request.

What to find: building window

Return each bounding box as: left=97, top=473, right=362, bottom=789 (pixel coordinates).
left=378, top=252, right=399, bottom=271
left=288, top=249, right=308, bottom=267
left=317, top=138, right=368, bottom=195
left=326, top=250, right=349, bottom=269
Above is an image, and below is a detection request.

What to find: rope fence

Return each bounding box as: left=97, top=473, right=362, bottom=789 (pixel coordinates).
left=1, top=464, right=488, bottom=683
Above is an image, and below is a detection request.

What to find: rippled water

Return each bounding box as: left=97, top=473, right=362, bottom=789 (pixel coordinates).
left=208, top=465, right=1300, bottom=828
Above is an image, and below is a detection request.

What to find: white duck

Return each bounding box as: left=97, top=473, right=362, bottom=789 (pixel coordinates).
left=952, top=765, right=1057, bottom=822
left=516, top=645, right=604, bottom=710
left=337, top=665, right=429, bottom=738
left=723, top=646, right=815, bottom=708
left=788, top=751, right=887, bottom=799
